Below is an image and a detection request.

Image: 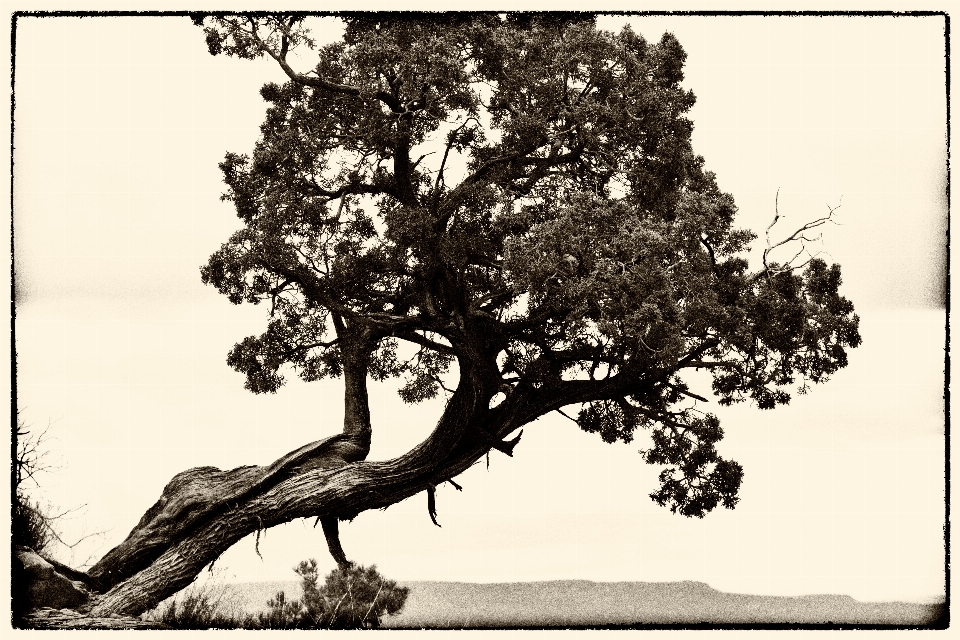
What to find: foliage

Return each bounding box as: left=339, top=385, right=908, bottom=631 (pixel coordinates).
left=13, top=416, right=56, bottom=552
left=145, top=561, right=407, bottom=629
left=253, top=589, right=304, bottom=629
left=12, top=416, right=60, bottom=624
left=149, top=581, right=246, bottom=630
left=252, top=561, right=409, bottom=629
left=193, top=13, right=860, bottom=519
left=13, top=493, right=53, bottom=553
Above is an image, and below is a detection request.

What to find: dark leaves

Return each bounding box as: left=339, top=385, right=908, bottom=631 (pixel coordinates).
left=710, top=258, right=862, bottom=409
left=641, top=413, right=743, bottom=518
left=578, top=399, right=641, bottom=444
left=227, top=335, right=286, bottom=394
left=194, top=15, right=859, bottom=523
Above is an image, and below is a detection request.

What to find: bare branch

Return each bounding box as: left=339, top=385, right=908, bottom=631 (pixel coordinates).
left=321, top=516, right=351, bottom=568
left=762, top=192, right=842, bottom=278
left=395, top=330, right=456, bottom=355
left=427, top=486, right=441, bottom=527
left=435, top=117, right=480, bottom=192
left=638, top=335, right=663, bottom=354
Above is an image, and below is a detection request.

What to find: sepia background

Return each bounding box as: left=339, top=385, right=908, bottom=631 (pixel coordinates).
left=11, top=9, right=947, bottom=606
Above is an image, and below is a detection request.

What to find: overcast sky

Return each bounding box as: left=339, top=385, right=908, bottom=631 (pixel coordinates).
left=11, top=12, right=947, bottom=605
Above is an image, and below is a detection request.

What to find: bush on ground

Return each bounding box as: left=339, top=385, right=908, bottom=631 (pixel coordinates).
left=13, top=492, right=53, bottom=553
left=250, top=561, right=410, bottom=629
left=148, top=559, right=409, bottom=629
left=148, top=576, right=248, bottom=629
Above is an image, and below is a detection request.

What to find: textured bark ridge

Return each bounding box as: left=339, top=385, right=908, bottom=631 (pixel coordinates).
left=82, top=441, right=506, bottom=616
left=79, top=355, right=523, bottom=618
left=81, top=336, right=399, bottom=616
left=86, top=432, right=366, bottom=591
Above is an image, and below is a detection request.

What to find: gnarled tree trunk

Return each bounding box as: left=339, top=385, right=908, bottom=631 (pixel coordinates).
left=84, top=350, right=527, bottom=617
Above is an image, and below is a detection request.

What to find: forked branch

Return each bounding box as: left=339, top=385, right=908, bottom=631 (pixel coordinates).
left=762, top=189, right=842, bottom=279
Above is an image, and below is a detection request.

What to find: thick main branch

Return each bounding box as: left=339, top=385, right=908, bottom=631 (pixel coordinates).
left=86, top=352, right=508, bottom=616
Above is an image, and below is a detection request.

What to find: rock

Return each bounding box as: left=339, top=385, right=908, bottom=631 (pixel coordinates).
left=21, top=608, right=170, bottom=630
left=15, top=546, right=91, bottom=611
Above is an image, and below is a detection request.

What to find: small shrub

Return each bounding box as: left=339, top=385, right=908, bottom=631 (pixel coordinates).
left=12, top=416, right=61, bottom=626
left=13, top=491, right=53, bottom=553
left=148, top=576, right=247, bottom=629
left=251, top=590, right=305, bottom=629
left=13, top=416, right=57, bottom=554
left=318, top=562, right=410, bottom=629
left=249, top=561, right=410, bottom=629
left=145, top=559, right=409, bottom=630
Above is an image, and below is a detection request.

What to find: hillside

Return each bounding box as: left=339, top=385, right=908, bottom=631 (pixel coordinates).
left=218, top=579, right=944, bottom=627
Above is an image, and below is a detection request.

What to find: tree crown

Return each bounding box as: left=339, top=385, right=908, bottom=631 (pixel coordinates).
left=197, top=13, right=861, bottom=518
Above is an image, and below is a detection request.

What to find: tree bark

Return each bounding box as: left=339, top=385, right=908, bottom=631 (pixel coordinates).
left=86, top=330, right=376, bottom=592
left=85, top=353, right=517, bottom=617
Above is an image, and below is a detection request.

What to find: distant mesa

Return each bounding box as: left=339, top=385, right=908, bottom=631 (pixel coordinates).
left=219, top=579, right=943, bottom=628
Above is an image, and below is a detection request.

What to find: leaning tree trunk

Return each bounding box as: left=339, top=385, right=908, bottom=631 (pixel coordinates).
left=84, top=354, right=526, bottom=617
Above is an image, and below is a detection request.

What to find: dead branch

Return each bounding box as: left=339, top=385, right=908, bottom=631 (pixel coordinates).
left=762, top=190, right=842, bottom=279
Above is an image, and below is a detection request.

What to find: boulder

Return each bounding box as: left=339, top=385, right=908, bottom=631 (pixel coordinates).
left=21, top=607, right=170, bottom=630
left=14, top=546, right=91, bottom=611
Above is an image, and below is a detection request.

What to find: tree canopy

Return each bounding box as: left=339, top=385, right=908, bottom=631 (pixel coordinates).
left=198, top=12, right=859, bottom=516
left=81, top=13, right=860, bottom=616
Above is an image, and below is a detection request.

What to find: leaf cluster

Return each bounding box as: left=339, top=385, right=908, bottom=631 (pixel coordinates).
left=641, top=412, right=743, bottom=518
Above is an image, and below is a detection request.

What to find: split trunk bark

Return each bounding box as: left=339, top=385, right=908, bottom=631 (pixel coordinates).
left=85, top=355, right=519, bottom=617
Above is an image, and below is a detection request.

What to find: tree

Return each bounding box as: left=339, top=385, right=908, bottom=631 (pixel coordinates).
left=81, top=14, right=860, bottom=616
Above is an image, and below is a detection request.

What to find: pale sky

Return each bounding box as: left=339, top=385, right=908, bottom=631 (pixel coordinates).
left=10, top=11, right=948, bottom=605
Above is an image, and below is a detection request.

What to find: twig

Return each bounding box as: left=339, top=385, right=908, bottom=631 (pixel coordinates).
left=763, top=191, right=842, bottom=279
left=362, top=582, right=384, bottom=627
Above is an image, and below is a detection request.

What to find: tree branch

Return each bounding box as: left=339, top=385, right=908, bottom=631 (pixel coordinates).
left=238, top=16, right=402, bottom=112
left=395, top=330, right=456, bottom=356
left=664, top=382, right=709, bottom=403
left=763, top=191, right=842, bottom=277
left=435, top=117, right=480, bottom=192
